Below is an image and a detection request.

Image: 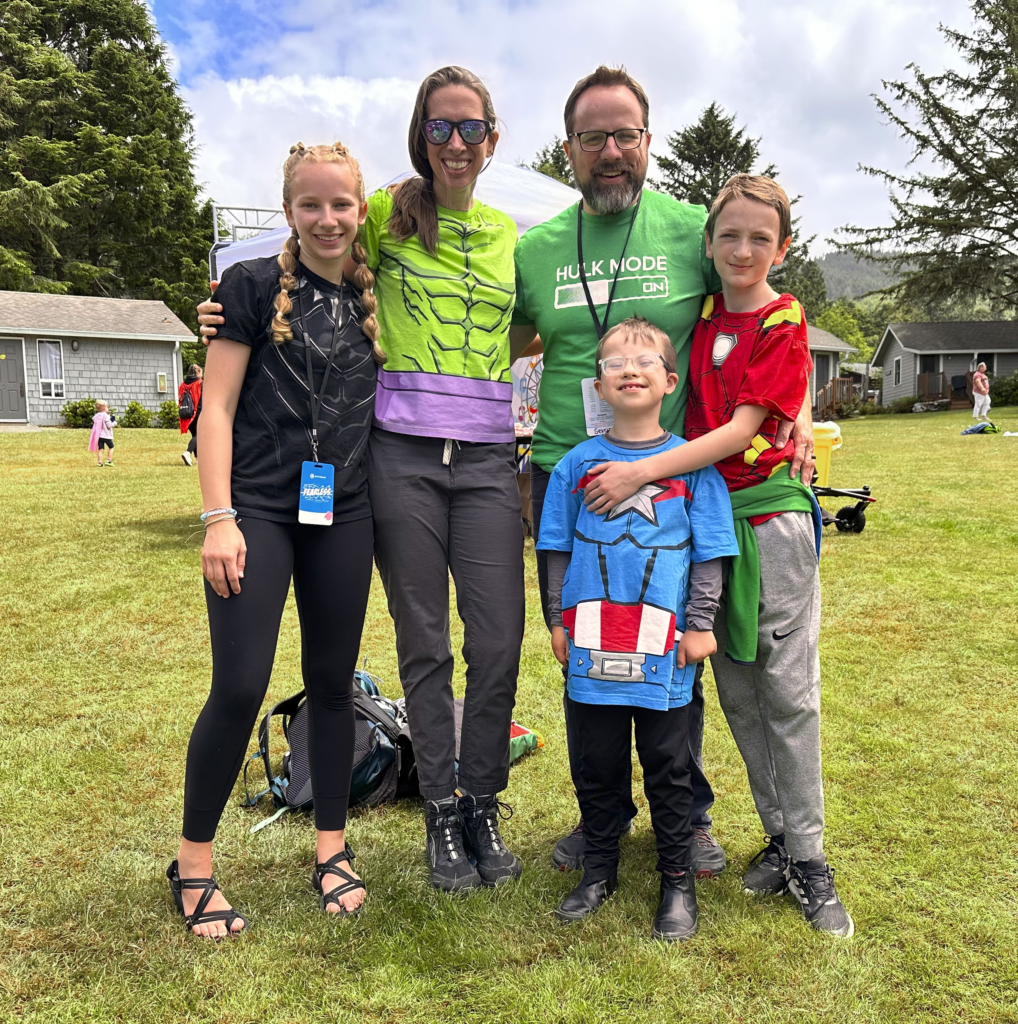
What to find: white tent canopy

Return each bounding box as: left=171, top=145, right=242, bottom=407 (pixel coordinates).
left=211, top=161, right=579, bottom=278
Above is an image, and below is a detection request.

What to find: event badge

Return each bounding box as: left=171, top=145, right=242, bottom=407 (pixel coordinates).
left=581, top=378, right=614, bottom=436
left=298, top=461, right=334, bottom=525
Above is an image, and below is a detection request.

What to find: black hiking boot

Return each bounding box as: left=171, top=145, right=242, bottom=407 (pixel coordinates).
left=424, top=797, right=481, bottom=892
left=787, top=857, right=855, bottom=938
left=652, top=870, right=698, bottom=942
left=551, top=816, right=635, bottom=872
left=742, top=834, right=791, bottom=895
left=459, top=794, right=522, bottom=886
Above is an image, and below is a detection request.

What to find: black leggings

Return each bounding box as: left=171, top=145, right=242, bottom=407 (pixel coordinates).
left=182, top=514, right=374, bottom=842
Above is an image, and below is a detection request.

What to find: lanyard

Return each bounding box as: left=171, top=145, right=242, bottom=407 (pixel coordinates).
left=295, top=276, right=345, bottom=463
left=576, top=192, right=642, bottom=340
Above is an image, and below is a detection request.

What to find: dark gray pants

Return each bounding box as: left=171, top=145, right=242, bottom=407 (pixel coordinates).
left=531, top=464, right=715, bottom=829
left=367, top=428, right=525, bottom=800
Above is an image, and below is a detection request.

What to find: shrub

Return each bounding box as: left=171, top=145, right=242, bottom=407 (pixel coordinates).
left=989, top=370, right=1018, bottom=407
left=120, top=401, right=153, bottom=428
left=890, top=395, right=918, bottom=414
left=60, top=397, right=118, bottom=428
left=158, top=399, right=181, bottom=429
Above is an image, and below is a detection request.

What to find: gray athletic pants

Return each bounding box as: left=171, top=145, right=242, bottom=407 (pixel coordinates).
left=367, top=428, right=525, bottom=801
left=710, top=511, right=824, bottom=862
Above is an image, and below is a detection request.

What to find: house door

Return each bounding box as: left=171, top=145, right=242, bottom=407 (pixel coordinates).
left=919, top=354, right=938, bottom=374
left=0, top=339, right=26, bottom=420
left=815, top=353, right=831, bottom=388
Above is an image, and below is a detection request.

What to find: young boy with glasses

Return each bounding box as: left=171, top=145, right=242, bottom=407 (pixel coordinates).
left=536, top=315, right=738, bottom=941
left=583, top=175, right=854, bottom=938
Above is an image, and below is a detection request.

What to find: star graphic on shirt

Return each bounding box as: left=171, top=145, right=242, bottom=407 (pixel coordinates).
left=604, top=481, right=669, bottom=525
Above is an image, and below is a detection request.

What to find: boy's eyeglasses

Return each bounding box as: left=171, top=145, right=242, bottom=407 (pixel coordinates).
left=568, top=128, right=647, bottom=153
left=599, top=352, right=667, bottom=376
left=423, top=119, right=491, bottom=146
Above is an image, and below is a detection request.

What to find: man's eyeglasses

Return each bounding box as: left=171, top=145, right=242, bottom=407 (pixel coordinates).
left=598, top=352, right=667, bottom=377
left=568, top=128, right=647, bottom=153
left=423, top=119, right=491, bottom=146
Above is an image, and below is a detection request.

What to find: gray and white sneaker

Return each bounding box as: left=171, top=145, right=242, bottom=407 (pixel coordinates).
left=691, top=826, right=727, bottom=878
left=787, top=857, right=854, bottom=938
left=742, top=834, right=791, bottom=895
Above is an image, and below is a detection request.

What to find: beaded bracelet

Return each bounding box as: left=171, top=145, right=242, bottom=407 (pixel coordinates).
left=200, top=507, right=237, bottom=523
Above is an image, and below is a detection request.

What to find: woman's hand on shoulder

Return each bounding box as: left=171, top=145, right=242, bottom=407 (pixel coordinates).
left=197, top=281, right=222, bottom=346
left=201, top=518, right=246, bottom=598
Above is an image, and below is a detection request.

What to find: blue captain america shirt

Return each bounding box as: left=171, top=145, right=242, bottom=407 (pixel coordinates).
left=537, top=433, right=739, bottom=711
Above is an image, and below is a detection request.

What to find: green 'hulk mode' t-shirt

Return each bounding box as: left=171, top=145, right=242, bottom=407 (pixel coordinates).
left=513, top=188, right=720, bottom=471
left=360, top=188, right=518, bottom=443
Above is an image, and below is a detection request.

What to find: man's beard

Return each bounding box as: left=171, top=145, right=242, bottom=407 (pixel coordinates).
left=578, top=159, right=645, bottom=215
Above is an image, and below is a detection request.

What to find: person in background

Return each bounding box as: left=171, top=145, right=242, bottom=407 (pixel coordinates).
left=89, top=400, right=115, bottom=466
left=179, top=364, right=203, bottom=465
left=972, top=362, right=991, bottom=421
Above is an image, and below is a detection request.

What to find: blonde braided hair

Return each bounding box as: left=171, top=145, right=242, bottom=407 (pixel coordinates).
left=271, top=141, right=386, bottom=364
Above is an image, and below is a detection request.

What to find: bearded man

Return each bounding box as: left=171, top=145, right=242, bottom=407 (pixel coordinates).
left=509, top=65, right=815, bottom=880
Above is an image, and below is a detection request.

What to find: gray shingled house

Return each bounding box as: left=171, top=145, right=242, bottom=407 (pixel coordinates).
left=873, top=321, right=1018, bottom=407
left=807, top=325, right=857, bottom=407
left=0, top=291, right=194, bottom=425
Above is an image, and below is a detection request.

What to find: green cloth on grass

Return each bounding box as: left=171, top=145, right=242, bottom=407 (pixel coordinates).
left=725, top=471, right=816, bottom=664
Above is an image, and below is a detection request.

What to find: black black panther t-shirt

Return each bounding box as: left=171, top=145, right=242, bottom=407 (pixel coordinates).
left=214, top=256, right=376, bottom=523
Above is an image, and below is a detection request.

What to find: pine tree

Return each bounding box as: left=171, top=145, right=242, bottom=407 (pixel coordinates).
left=837, top=0, right=1018, bottom=311
left=529, top=137, right=576, bottom=188
left=0, top=0, right=212, bottom=326
left=649, top=102, right=775, bottom=209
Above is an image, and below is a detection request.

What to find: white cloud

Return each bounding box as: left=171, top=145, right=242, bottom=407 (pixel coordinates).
left=172, top=0, right=975, bottom=250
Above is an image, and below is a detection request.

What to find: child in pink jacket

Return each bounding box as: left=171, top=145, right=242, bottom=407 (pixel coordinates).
left=88, top=401, right=116, bottom=466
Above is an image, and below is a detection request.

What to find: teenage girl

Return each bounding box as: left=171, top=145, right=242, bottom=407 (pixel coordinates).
left=198, top=67, right=525, bottom=894
left=168, top=141, right=384, bottom=938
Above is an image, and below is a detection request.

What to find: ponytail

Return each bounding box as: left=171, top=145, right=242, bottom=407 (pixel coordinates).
left=388, top=177, right=439, bottom=255
left=270, top=230, right=301, bottom=345
left=351, top=241, right=387, bottom=365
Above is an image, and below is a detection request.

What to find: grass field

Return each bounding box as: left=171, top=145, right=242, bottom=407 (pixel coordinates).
left=2, top=410, right=1018, bottom=1024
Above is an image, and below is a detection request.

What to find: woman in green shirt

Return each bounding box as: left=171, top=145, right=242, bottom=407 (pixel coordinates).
left=200, top=66, right=524, bottom=894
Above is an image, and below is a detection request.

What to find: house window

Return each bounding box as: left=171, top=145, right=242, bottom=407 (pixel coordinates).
left=38, top=339, right=65, bottom=398
left=976, top=352, right=995, bottom=374
left=894, top=357, right=901, bottom=387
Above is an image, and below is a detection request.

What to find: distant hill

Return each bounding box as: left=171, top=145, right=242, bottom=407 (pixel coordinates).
left=817, top=252, right=900, bottom=300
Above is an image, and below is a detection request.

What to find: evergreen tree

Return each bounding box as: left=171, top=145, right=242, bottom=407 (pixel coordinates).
left=0, top=0, right=212, bottom=326
left=529, top=137, right=576, bottom=188
left=837, top=0, right=1018, bottom=311
left=649, top=102, right=775, bottom=209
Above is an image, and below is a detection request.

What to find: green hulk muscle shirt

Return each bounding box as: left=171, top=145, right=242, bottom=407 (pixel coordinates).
left=513, top=188, right=720, bottom=471
left=360, top=188, right=518, bottom=443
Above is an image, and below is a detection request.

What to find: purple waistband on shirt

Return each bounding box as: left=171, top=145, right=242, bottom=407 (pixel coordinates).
left=374, top=368, right=514, bottom=443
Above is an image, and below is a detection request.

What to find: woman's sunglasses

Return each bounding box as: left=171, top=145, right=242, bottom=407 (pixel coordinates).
left=423, top=119, right=491, bottom=146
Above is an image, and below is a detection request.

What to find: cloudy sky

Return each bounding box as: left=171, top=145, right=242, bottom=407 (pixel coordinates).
left=149, top=0, right=973, bottom=252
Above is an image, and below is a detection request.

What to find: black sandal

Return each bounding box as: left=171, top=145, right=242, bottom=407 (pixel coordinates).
left=166, top=860, right=249, bottom=937
left=311, top=846, right=365, bottom=917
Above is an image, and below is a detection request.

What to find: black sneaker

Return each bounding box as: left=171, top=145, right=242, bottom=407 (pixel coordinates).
left=742, top=835, right=791, bottom=895
left=424, top=797, right=481, bottom=892
left=551, top=816, right=635, bottom=872
left=459, top=794, right=522, bottom=886
left=787, top=857, right=854, bottom=938
left=691, top=826, right=727, bottom=878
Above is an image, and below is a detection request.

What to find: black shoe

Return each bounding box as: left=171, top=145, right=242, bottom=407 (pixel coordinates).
left=551, top=816, right=635, bottom=872
left=742, top=834, right=791, bottom=895
left=787, top=857, right=854, bottom=938
left=652, top=871, right=699, bottom=942
left=459, top=794, right=522, bottom=886
left=691, top=826, right=727, bottom=878
left=555, top=873, right=617, bottom=923
left=424, top=797, right=482, bottom=892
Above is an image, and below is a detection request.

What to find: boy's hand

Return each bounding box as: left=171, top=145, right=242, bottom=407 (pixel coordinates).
left=197, top=280, right=222, bottom=345
left=582, top=461, right=647, bottom=515
left=551, top=625, right=569, bottom=667
left=677, top=629, right=716, bottom=668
